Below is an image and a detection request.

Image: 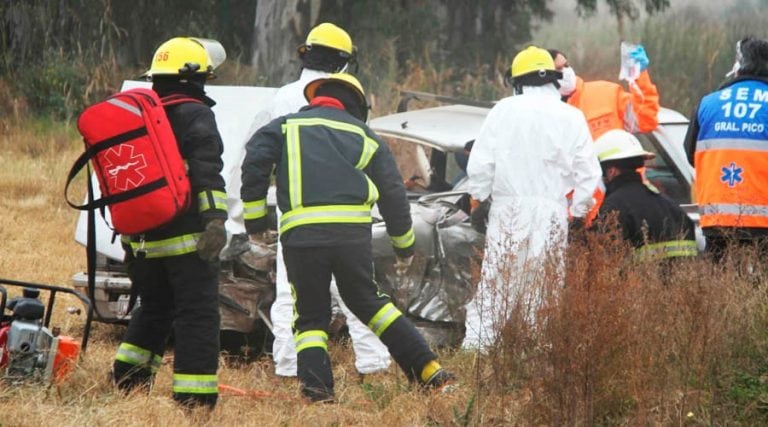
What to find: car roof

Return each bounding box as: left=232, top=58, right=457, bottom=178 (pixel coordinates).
left=369, top=103, right=689, bottom=152
left=658, top=107, right=689, bottom=124
left=369, top=104, right=489, bottom=152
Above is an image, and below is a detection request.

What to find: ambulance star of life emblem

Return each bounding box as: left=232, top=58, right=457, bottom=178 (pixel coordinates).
left=720, top=162, right=743, bottom=188
left=103, top=144, right=148, bottom=191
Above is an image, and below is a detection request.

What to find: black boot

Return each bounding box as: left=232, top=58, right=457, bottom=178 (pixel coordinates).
left=112, top=360, right=154, bottom=393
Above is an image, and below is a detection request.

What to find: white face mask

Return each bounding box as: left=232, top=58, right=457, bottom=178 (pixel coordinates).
left=725, top=40, right=743, bottom=78
left=558, top=66, right=577, bottom=96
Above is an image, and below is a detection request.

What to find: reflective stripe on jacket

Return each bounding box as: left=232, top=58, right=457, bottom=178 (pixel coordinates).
left=241, top=99, right=414, bottom=252
left=693, top=79, right=768, bottom=229
left=635, top=239, right=698, bottom=260
left=121, top=85, right=227, bottom=251
left=598, top=172, right=697, bottom=258
left=122, top=233, right=201, bottom=258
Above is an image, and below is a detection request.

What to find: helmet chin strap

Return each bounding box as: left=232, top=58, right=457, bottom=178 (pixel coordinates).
left=178, top=62, right=201, bottom=77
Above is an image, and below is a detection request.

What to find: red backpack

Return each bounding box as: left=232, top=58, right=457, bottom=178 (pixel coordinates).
left=66, top=88, right=198, bottom=234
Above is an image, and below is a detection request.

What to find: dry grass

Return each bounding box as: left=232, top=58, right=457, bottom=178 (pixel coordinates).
left=2, top=117, right=768, bottom=426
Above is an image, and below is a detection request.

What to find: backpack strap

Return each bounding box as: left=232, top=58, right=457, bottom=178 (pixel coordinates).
left=160, top=94, right=204, bottom=107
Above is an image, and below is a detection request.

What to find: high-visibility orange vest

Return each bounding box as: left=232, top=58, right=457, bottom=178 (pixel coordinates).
left=567, top=70, right=660, bottom=140
left=693, top=79, right=768, bottom=228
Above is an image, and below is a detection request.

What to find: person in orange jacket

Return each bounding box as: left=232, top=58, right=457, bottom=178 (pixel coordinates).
left=548, top=46, right=660, bottom=139
left=548, top=46, right=660, bottom=223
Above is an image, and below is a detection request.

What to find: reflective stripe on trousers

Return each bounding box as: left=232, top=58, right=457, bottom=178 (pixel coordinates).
left=172, top=373, right=218, bottom=394
left=367, top=302, right=402, bottom=337
left=295, top=330, right=329, bottom=353
left=115, top=342, right=163, bottom=373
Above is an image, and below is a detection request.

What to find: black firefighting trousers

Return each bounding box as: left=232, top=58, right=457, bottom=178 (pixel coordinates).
left=112, top=252, right=220, bottom=407
left=283, top=241, right=437, bottom=401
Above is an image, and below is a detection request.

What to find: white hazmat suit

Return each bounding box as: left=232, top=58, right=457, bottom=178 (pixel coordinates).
left=462, top=84, right=601, bottom=350
left=235, top=68, right=391, bottom=376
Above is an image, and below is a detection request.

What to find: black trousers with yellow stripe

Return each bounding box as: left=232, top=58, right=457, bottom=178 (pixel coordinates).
left=283, top=241, right=437, bottom=401
left=112, top=251, right=220, bottom=407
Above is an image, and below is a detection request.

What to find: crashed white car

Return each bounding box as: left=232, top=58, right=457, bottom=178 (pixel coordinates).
left=368, top=91, right=701, bottom=347
left=72, top=88, right=699, bottom=350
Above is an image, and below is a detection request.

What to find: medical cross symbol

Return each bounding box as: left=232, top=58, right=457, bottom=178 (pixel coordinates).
left=720, top=162, right=743, bottom=188
left=102, top=144, right=148, bottom=191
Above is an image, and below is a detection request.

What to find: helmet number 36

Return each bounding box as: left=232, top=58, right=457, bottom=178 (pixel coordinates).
left=155, top=51, right=170, bottom=62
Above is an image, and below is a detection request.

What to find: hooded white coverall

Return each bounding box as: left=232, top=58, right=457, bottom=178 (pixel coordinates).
left=234, top=69, right=390, bottom=376
left=462, top=84, right=601, bottom=350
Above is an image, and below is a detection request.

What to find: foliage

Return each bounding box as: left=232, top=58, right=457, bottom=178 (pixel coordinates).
left=535, top=0, right=768, bottom=116
left=464, top=222, right=768, bottom=424
left=576, top=0, right=670, bottom=19
left=0, top=0, right=257, bottom=118
left=641, top=2, right=768, bottom=114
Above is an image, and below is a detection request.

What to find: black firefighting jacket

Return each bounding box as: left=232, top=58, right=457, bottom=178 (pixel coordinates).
left=122, top=81, right=227, bottom=258
left=241, top=97, right=415, bottom=256
left=599, top=172, right=697, bottom=259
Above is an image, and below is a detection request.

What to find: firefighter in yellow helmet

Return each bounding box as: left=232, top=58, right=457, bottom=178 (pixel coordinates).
left=241, top=73, right=455, bottom=402
left=112, top=36, right=228, bottom=409
left=463, top=46, right=601, bottom=349
left=235, top=23, right=392, bottom=381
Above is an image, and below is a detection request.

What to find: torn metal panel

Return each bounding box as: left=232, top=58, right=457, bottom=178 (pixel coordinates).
left=372, top=193, right=484, bottom=347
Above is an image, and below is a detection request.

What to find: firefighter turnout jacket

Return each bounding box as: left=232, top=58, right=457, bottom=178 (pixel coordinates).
left=599, top=172, right=697, bottom=259
left=568, top=70, right=660, bottom=140
left=241, top=96, right=445, bottom=401
left=684, top=76, right=768, bottom=235
left=113, top=81, right=226, bottom=407
left=121, top=82, right=228, bottom=256
left=241, top=97, right=415, bottom=256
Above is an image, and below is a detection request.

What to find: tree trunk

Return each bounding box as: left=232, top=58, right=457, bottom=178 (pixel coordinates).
left=252, top=0, right=322, bottom=85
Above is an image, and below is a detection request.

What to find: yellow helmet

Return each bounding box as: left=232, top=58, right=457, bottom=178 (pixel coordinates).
left=304, top=72, right=365, bottom=104
left=298, top=23, right=354, bottom=57
left=511, top=46, right=556, bottom=78
left=304, top=73, right=368, bottom=121
left=144, top=37, right=226, bottom=79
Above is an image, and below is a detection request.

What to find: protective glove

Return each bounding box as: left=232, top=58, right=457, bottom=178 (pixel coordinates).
left=197, top=218, right=227, bottom=261
left=394, top=255, right=414, bottom=277
left=470, top=199, right=491, bottom=234
left=630, top=45, right=650, bottom=72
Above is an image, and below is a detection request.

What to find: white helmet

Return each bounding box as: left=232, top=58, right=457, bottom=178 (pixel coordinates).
left=594, top=129, right=655, bottom=162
